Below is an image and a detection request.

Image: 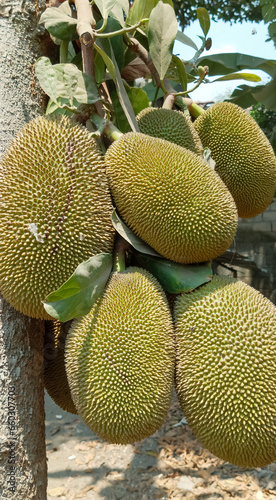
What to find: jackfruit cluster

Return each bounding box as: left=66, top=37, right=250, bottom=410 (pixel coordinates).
left=136, top=107, right=203, bottom=155
left=44, top=320, right=77, bottom=414
left=0, top=116, right=115, bottom=319
left=65, top=267, right=175, bottom=444
left=5, top=101, right=276, bottom=461
left=175, top=275, right=276, bottom=468
left=194, top=102, right=276, bottom=218
left=105, top=132, right=238, bottom=264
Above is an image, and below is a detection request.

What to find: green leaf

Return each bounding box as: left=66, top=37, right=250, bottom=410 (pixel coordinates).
left=213, top=72, right=262, bottom=83
left=148, top=2, right=178, bottom=80
left=44, top=253, right=113, bottom=322
left=94, top=39, right=138, bottom=131
left=134, top=253, right=213, bottom=294
left=109, top=45, right=139, bottom=132
left=141, top=81, right=164, bottom=102
left=260, top=0, right=276, bottom=23
left=101, top=17, right=125, bottom=72
left=198, top=53, right=276, bottom=78
left=127, top=87, right=150, bottom=115
left=35, top=57, right=100, bottom=105
left=254, top=75, right=276, bottom=110
left=45, top=97, right=76, bottom=117
left=268, top=21, right=276, bottom=42
left=171, top=55, right=188, bottom=91
left=39, top=2, right=78, bottom=42
left=94, top=51, right=106, bottom=84
left=109, top=0, right=130, bottom=26
left=175, top=30, right=198, bottom=51
left=70, top=51, right=82, bottom=69
left=228, top=75, right=276, bottom=110
left=196, top=7, right=210, bottom=37
left=110, top=85, right=149, bottom=133
left=166, top=63, right=195, bottom=84
left=94, top=0, right=129, bottom=27
left=126, top=0, right=173, bottom=26
left=109, top=85, right=131, bottom=132
left=94, top=40, right=116, bottom=81
left=111, top=210, right=160, bottom=257
left=228, top=84, right=264, bottom=108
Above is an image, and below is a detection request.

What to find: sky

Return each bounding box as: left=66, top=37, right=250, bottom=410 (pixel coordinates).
left=173, top=19, right=276, bottom=102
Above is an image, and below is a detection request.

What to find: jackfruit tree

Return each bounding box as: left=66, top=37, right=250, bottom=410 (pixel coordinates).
left=1, top=0, right=276, bottom=498
left=0, top=1, right=51, bottom=498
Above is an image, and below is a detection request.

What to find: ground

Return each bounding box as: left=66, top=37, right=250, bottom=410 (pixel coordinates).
left=45, top=391, right=276, bottom=500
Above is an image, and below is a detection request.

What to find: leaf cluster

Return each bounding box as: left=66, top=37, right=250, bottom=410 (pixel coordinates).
left=250, top=103, right=276, bottom=153
left=172, top=0, right=262, bottom=30
left=261, top=0, right=276, bottom=47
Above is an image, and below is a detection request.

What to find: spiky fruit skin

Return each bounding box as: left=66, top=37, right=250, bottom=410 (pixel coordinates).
left=105, top=133, right=238, bottom=264
left=175, top=275, right=276, bottom=468
left=194, top=102, right=276, bottom=218
left=0, top=116, right=115, bottom=319
left=44, top=320, right=77, bottom=415
left=65, top=267, right=175, bottom=444
left=136, top=107, right=203, bottom=155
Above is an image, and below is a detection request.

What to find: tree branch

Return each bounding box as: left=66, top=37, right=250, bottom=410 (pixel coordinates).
left=74, top=0, right=96, bottom=77
left=128, top=37, right=162, bottom=89
left=127, top=37, right=191, bottom=111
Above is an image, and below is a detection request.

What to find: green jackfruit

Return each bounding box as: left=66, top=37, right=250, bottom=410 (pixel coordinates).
left=105, top=133, right=238, bottom=264
left=136, top=107, right=203, bottom=155
left=175, top=275, right=276, bottom=468
left=0, top=116, right=115, bottom=319
left=65, top=267, right=175, bottom=444
left=44, top=320, right=77, bottom=415
left=194, top=102, right=276, bottom=218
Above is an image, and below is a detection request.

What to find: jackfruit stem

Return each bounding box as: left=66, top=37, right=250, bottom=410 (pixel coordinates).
left=113, top=234, right=132, bottom=272
left=103, top=121, right=124, bottom=142
left=162, top=94, right=177, bottom=110
left=113, top=251, right=126, bottom=273
left=188, top=102, right=205, bottom=119
left=113, top=235, right=129, bottom=272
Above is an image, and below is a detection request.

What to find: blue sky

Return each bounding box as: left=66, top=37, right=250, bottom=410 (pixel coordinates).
left=173, top=19, right=276, bottom=102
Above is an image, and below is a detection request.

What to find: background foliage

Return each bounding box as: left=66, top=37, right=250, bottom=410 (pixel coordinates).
left=251, top=103, right=276, bottom=152
left=172, top=0, right=262, bottom=29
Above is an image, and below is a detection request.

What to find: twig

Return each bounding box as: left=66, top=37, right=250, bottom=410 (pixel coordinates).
left=74, top=0, right=107, bottom=118
left=74, top=0, right=95, bottom=77
left=94, top=19, right=149, bottom=38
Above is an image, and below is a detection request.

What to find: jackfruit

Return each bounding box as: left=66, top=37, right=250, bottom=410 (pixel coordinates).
left=44, top=320, right=77, bottom=414
left=175, top=275, right=276, bottom=468
left=0, top=116, right=115, bottom=319
left=65, top=267, right=175, bottom=444
left=136, top=107, right=203, bottom=155
left=194, top=102, right=276, bottom=218
left=105, top=133, right=238, bottom=264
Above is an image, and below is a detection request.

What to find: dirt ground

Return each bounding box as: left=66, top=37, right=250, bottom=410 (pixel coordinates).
left=45, top=391, right=276, bottom=500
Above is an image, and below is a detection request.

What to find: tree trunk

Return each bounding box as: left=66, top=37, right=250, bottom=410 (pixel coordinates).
left=0, top=1, right=53, bottom=498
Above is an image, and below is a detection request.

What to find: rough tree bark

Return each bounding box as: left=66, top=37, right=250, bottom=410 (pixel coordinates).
left=0, top=1, right=54, bottom=498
